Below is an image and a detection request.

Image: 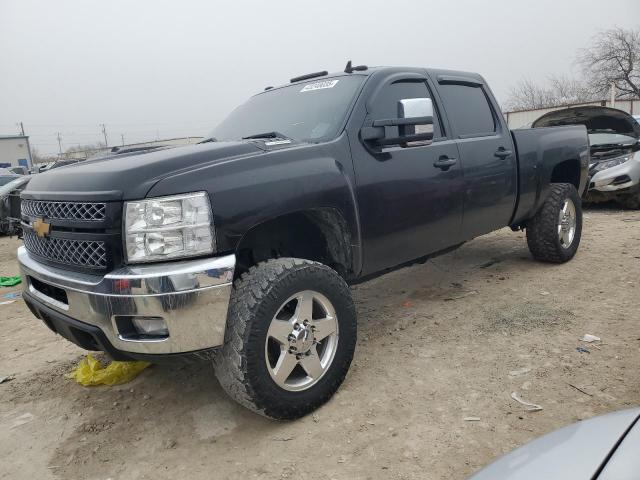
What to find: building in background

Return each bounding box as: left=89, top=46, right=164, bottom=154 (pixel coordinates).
left=0, top=135, right=33, bottom=170
left=505, top=98, right=640, bottom=129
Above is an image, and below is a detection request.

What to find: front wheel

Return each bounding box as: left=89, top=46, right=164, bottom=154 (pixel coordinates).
left=526, top=183, right=583, bottom=263
left=214, top=258, right=356, bottom=420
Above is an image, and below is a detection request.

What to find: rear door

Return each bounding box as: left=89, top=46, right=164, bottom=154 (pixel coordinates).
left=350, top=73, right=465, bottom=275
left=434, top=76, right=517, bottom=239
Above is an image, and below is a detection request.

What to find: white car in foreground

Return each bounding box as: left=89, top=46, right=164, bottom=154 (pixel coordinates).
left=470, top=408, right=640, bottom=479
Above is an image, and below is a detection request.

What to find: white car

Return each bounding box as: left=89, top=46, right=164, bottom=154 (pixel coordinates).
left=534, top=107, right=640, bottom=209
left=470, top=408, right=640, bottom=479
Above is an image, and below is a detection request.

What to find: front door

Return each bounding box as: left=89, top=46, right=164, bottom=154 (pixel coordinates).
left=350, top=75, right=465, bottom=276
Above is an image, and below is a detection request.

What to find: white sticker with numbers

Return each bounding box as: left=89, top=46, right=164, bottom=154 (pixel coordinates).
left=300, top=79, right=339, bottom=92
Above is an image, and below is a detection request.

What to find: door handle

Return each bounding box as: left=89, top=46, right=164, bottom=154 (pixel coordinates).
left=433, top=156, right=457, bottom=170
left=494, top=147, right=513, bottom=159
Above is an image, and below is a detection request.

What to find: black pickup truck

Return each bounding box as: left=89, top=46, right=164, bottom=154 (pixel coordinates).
left=18, top=64, right=589, bottom=419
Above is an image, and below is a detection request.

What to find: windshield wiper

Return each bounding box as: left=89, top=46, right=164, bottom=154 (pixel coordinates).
left=242, top=131, right=293, bottom=141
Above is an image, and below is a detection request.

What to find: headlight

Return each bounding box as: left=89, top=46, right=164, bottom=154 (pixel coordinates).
left=124, top=192, right=214, bottom=263
left=590, top=154, right=632, bottom=173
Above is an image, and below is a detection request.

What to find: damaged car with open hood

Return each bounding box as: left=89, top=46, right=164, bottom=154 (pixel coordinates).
left=533, top=106, right=640, bottom=209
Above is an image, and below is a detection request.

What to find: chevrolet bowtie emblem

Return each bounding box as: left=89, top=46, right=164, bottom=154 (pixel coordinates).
left=33, top=217, right=51, bottom=238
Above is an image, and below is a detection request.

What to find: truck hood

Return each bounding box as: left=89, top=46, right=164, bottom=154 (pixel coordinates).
left=469, top=408, right=640, bottom=480
left=23, top=141, right=265, bottom=201
left=532, top=106, right=640, bottom=139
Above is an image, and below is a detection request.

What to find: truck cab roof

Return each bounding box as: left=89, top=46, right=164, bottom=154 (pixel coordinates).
left=263, top=66, right=486, bottom=94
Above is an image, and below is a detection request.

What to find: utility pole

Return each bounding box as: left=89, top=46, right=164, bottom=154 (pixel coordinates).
left=18, top=122, right=34, bottom=169
left=610, top=82, right=616, bottom=108
left=121, top=133, right=125, bottom=146
left=56, top=132, right=63, bottom=156
left=100, top=123, right=108, bottom=147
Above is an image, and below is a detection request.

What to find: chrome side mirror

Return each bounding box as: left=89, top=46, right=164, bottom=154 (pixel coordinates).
left=399, top=98, right=434, bottom=138
left=398, top=98, right=433, bottom=119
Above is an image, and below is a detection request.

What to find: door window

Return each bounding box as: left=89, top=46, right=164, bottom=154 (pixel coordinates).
left=437, top=84, right=495, bottom=137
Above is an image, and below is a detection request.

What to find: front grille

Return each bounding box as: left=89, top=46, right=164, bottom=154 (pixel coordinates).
left=21, top=199, right=106, bottom=221
left=23, top=230, right=107, bottom=269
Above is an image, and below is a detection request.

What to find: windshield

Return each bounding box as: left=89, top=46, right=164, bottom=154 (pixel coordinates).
left=0, top=176, right=29, bottom=196
left=209, top=75, right=364, bottom=143
left=589, top=132, right=637, bottom=146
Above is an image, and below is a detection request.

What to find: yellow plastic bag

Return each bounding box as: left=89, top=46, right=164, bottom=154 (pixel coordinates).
left=66, top=354, right=150, bottom=386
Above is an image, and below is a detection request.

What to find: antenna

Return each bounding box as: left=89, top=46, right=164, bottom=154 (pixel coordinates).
left=344, top=60, right=368, bottom=73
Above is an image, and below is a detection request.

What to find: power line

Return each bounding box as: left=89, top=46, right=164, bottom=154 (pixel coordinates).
left=4, top=121, right=217, bottom=128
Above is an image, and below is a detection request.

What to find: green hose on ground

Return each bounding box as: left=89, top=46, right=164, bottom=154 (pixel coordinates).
left=0, top=276, right=21, bottom=287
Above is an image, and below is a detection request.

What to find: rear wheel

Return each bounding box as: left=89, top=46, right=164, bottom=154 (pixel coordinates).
left=526, top=183, right=582, bottom=263
left=214, top=258, right=356, bottom=420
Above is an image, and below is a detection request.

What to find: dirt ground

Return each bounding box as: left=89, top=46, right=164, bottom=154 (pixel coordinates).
left=1, top=206, right=639, bottom=480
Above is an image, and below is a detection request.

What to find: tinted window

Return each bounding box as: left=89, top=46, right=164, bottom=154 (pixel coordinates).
left=370, top=80, right=440, bottom=141
left=438, top=84, right=495, bottom=136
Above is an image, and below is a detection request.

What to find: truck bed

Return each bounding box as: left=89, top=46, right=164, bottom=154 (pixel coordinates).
left=510, top=125, right=590, bottom=226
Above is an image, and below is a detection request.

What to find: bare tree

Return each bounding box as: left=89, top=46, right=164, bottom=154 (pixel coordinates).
left=30, top=146, right=45, bottom=164
left=505, top=75, right=594, bottom=111
left=547, top=76, right=593, bottom=104
left=577, top=27, right=640, bottom=99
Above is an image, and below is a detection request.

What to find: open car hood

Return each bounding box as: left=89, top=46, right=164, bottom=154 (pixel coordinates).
left=532, top=106, right=640, bottom=139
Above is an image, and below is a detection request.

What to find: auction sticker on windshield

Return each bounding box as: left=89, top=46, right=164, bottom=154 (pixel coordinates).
left=300, top=79, right=339, bottom=92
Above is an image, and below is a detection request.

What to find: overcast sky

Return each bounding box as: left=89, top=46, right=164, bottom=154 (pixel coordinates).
left=1, top=0, right=639, bottom=155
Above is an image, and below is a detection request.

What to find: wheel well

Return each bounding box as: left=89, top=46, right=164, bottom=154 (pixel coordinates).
left=550, top=159, right=580, bottom=190
left=235, top=208, right=353, bottom=280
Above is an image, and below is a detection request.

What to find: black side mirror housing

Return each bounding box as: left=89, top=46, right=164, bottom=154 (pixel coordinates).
left=361, top=115, right=434, bottom=146
left=361, top=97, right=435, bottom=147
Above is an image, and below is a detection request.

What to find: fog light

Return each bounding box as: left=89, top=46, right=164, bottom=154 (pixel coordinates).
left=131, top=317, right=169, bottom=337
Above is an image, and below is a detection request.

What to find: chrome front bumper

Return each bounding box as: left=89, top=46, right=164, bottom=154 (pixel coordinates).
left=18, top=246, right=235, bottom=355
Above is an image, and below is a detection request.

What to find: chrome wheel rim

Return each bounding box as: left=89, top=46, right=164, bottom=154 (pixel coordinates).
left=265, top=290, right=339, bottom=392
left=558, top=198, right=577, bottom=248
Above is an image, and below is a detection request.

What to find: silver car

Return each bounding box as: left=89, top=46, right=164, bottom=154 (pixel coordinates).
left=470, top=408, right=640, bottom=479
left=0, top=175, right=31, bottom=235
left=533, top=107, right=640, bottom=209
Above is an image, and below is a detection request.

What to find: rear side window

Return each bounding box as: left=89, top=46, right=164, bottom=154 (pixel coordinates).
left=438, top=84, right=495, bottom=137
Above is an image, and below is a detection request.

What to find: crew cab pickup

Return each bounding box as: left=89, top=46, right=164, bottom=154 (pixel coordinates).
left=18, top=64, right=589, bottom=419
